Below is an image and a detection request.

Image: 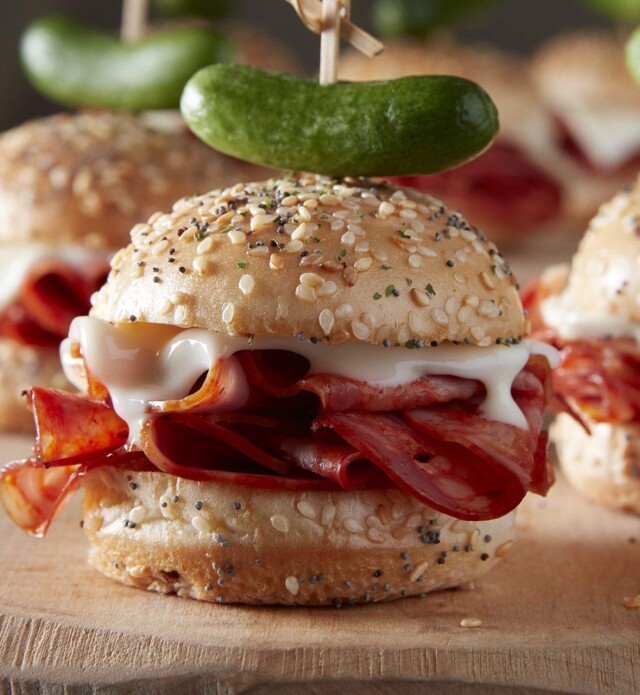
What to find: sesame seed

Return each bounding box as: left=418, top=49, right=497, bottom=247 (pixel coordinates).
left=343, top=266, right=358, bottom=286
left=354, top=257, right=373, bottom=272
left=300, top=272, right=324, bottom=288
left=166, top=292, right=187, bottom=306
left=321, top=504, right=336, bottom=526
left=193, top=256, right=209, bottom=275
left=297, top=205, right=312, bottom=222
left=269, top=253, right=284, bottom=270
left=239, top=274, right=255, bottom=295
left=457, top=306, right=474, bottom=323
left=128, top=565, right=147, bottom=579
left=408, top=254, right=422, bottom=269
left=464, top=294, right=480, bottom=308
left=228, top=229, right=246, bottom=245
left=341, top=231, right=356, bottom=246
left=192, top=516, right=210, bottom=533
left=351, top=320, right=370, bottom=341
left=320, top=193, right=341, bottom=206
left=460, top=618, right=483, bottom=628
left=431, top=308, right=449, bottom=326
left=317, top=280, right=338, bottom=298
left=197, top=237, right=214, bottom=254
left=480, top=271, right=496, bottom=290
left=495, top=540, right=514, bottom=558
left=129, top=506, right=146, bottom=524
left=285, top=576, right=300, bottom=596
left=222, top=302, right=235, bottom=324
left=410, top=561, right=429, bottom=582
left=410, top=288, right=431, bottom=307
left=355, top=241, right=370, bottom=253
left=378, top=201, right=395, bottom=217
left=270, top=514, right=289, bottom=533
left=295, top=283, right=317, bottom=302
left=291, top=222, right=311, bottom=241
left=286, top=240, right=304, bottom=253
left=344, top=518, right=364, bottom=533
left=319, top=309, right=335, bottom=336
left=296, top=500, right=317, bottom=519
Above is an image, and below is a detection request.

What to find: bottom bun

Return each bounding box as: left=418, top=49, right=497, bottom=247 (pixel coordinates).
left=82, top=467, right=516, bottom=606
left=552, top=413, right=640, bottom=514
left=0, top=338, right=71, bottom=431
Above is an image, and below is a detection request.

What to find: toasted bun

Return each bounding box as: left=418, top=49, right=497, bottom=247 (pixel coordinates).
left=531, top=31, right=640, bottom=112
left=0, top=338, right=70, bottom=431
left=0, top=111, right=247, bottom=248
left=91, top=174, right=525, bottom=347
left=557, top=180, right=640, bottom=323
left=339, top=40, right=557, bottom=163
left=81, top=467, right=516, bottom=605
left=552, top=414, right=640, bottom=515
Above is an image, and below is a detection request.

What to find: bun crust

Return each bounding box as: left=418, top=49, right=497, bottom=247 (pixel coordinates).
left=82, top=467, right=516, bottom=605
left=552, top=413, right=640, bottom=514
left=92, top=174, right=525, bottom=347
left=559, top=180, right=640, bottom=323
left=531, top=31, right=640, bottom=112
left=0, top=338, right=71, bottom=431
left=339, top=40, right=557, bottom=163
left=0, top=111, right=247, bottom=248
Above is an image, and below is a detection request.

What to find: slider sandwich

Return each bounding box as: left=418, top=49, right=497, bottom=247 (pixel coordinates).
left=0, top=111, right=245, bottom=429
left=532, top=31, right=640, bottom=225
left=1, top=174, right=559, bottom=604
left=525, top=178, right=640, bottom=514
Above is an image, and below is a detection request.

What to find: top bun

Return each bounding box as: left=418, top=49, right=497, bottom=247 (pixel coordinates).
left=338, top=39, right=556, bottom=162
left=0, top=111, right=247, bottom=249
left=558, top=177, right=640, bottom=323
left=92, top=174, right=525, bottom=347
left=531, top=31, right=640, bottom=111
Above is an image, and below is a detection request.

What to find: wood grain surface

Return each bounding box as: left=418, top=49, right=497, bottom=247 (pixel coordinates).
left=0, top=432, right=639, bottom=695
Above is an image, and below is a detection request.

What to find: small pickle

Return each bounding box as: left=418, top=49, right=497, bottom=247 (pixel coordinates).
left=373, top=0, right=497, bottom=40
left=181, top=65, right=499, bottom=178
left=21, top=15, right=234, bottom=112
left=152, top=0, right=232, bottom=21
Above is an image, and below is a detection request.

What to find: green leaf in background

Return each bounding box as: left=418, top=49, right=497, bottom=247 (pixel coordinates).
left=626, top=24, right=640, bottom=84
left=373, top=0, right=498, bottom=40
left=583, top=0, right=640, bottom=21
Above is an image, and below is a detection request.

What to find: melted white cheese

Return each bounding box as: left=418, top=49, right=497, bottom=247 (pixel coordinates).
left=63, top=316, right=559, bottom=442
left=542, top=293, right=640, bottom=342
left=0, top=244, right=113, bottom=312
left=561, top=107, right=640, bottom=171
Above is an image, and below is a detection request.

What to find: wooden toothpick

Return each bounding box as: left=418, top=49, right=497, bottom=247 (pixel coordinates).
left=286, top=0, right=384, bottom=81
left=121, top=0, right=149, bottom=42
left=319, top=0, right=342, bottom=85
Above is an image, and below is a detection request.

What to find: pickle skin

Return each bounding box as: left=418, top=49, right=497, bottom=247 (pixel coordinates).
left=21, top=15, right=234, bottom=112
left=181, top=65, right=500, bottom=178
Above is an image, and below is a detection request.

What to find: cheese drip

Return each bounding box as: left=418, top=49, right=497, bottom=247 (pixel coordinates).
left=63, top=316, right=559, bottom=442
left=542, top=293, right=640, bottom=343
left=0, top=243, right=113, bottom=312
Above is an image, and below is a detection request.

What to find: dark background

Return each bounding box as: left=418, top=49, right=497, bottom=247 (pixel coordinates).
left=1, top=0, right=609, bottom=131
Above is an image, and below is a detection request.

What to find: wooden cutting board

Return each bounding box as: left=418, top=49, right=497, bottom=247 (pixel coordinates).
left=0, top=433, right=639, bottom=695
